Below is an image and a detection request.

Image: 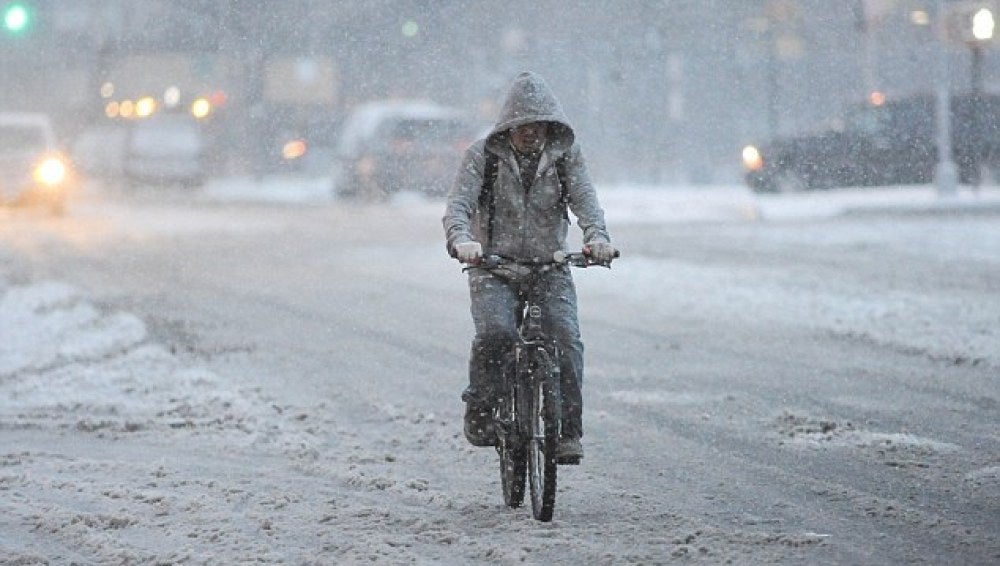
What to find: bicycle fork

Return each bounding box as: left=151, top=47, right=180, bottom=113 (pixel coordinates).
left=517, top=303, right=562, bottom=441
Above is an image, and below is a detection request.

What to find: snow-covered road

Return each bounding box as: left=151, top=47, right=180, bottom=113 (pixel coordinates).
left=1, top=182, right=998, bottom=564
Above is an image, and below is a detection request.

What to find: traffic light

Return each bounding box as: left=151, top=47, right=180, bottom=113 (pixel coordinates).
left=3, top=2, right=30, bottom=34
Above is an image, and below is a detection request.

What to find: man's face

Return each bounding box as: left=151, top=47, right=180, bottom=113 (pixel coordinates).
left=510, top=122, right=547, bottom=154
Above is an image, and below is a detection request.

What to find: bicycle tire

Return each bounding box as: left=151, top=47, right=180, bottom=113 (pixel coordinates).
left=498, top=385, right=525, bottom=508
left=528, top=349, right=559, bottom=522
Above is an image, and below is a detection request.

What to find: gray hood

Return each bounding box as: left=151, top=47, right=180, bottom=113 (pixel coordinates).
left=486, top=71, right=575, bottom=155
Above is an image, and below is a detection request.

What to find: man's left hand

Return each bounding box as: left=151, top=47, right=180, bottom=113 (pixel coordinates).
left=584, top=242, right=618, bottom=262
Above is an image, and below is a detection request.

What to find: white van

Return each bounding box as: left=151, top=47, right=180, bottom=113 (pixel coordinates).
left=0, top=112, right=73, bottom=214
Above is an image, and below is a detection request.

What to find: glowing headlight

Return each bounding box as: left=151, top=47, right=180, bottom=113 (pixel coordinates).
left=282, top=139, right=307, bottom=160
left=742, top=145, right=764, bottom=171
left=191, top=98, right=212, bottom=119
left=33, top=156, right=68, bottom=187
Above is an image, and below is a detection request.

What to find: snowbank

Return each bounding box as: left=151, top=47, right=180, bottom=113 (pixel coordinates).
left=0, top=279, right=315, bottom=453
left=192, top=175, right=1000, bottom=226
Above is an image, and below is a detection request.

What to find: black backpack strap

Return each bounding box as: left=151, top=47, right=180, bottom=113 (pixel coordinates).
left=554, top=154, right=570, bottom=218
left=479, top=150, right=499, bottom=249
left=554, top=154, right=570, bottom=204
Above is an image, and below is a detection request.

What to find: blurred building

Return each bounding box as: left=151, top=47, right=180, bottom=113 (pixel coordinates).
left=1, top=0, right=996, bottom=184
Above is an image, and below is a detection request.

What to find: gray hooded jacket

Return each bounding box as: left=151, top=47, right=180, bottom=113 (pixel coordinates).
left=443, top=72, right=610, bottom=262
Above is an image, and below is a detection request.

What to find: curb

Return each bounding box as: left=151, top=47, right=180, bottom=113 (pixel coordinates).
left=841, top=200, right=1000, bottom=217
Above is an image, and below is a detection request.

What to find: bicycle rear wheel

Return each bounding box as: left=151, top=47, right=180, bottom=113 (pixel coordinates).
left=498, top=386, right=525, bottom=508
left=528, top=353, right=559, bottom=521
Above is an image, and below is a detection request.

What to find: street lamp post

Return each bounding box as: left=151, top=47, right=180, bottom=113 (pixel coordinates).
left=969, top=8, right=994, bottom=189
left=971, top=43, right=985, bottom=92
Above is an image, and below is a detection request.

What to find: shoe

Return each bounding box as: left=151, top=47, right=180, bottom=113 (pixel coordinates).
left=556, top=436, right=583, bottom=464
left=463, top=402, right=496, bottom=447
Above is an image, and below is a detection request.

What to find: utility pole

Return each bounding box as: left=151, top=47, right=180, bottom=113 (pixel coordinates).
left=856, top=0, right=878, bottom=97
left=766, top=28, right=779, bottom=139
left=934, top=0, right=958, bottom=195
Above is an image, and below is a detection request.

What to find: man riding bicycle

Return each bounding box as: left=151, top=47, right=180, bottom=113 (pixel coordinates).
left=443, top=71, right=617, bottom=462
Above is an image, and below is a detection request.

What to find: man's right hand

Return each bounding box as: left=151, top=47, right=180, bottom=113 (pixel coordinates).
left=454, top=241, right=483, bottom=263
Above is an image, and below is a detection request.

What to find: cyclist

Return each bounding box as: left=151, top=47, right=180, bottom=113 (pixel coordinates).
left=443, top=71, right=616, bottom=462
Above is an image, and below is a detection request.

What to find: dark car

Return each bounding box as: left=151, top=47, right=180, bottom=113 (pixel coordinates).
left=331, top=100, right=477, bottom=200
left=742, top=93, right=1000, bottom=193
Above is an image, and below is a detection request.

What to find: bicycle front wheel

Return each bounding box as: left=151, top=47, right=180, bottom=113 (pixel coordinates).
left=498, top=387, right=525, bottom=508
left=528, top=360, right=559, bottom=521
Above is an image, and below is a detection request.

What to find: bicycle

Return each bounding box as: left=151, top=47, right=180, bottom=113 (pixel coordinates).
left=463, top=250, right=616, bottom=522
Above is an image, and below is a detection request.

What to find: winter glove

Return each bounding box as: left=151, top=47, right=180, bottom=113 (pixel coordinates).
left=584, top=241, right=617, bottom=263
left=454, top=241, right=483, bottom=263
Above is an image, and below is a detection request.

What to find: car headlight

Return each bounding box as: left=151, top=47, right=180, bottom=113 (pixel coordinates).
left=33, top=155, right=68, bottom=187
left=281, top=139, right=307, bottom=160
left=742, top=145, right=764, bottom=172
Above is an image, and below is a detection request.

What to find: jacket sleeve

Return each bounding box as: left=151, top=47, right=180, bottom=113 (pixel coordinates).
left=561, top=143, right=611, bottom=244
left=442, top=142, right=486, bottom=256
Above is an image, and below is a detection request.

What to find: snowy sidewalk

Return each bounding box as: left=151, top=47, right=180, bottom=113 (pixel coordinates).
left=598, top=183, right=1000, bottom=224
left=189, top=176, right=1000, bottom=225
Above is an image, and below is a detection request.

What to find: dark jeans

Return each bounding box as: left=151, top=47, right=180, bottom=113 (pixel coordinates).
left=465, top=266, right=585, bottom=438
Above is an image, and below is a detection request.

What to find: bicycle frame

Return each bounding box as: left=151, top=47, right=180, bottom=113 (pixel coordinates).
left=512, top=277, right=562, bottom=435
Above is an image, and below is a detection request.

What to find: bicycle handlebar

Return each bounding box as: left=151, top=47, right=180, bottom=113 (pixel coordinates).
left=552, top=249, right=619, bottom=268
left=463, top=249, right=619, bottom=272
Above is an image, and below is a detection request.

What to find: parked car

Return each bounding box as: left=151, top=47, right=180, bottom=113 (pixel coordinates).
left=71, top=124, right=128, bottom=180
left=742, top=93, right=1000, bottom=193
left=124, top=112, right=207, bottom=187
left=269, top=116, right=339, bottom=176
left=331, top=100, right=477, bottom=199
left=0, top=112, right=74, bottom=214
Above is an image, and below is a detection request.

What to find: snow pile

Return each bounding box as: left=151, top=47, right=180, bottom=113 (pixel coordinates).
left=0, top=279, right=314, bottom=453
left=773, top=412, right=962, bottom=454
left=751, top=184, right=1000, bottom=220
left=598, top=185, right=762, bottom=223
left=0, top=281, right=146, bottom=376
